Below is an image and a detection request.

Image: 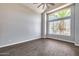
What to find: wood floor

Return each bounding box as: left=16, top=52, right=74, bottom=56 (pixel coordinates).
left=0, top=38, right=79, bottom=56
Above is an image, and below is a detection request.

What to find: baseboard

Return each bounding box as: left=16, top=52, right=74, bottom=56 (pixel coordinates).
left=46, top=37, right=75, bottom=44
left=0, top=35, right=41, bottom=48
left=57, top=38, right=75, bottom=43
left=0, top=35, right=77, bottom=48
left=74, top=43, right=79, bottom=46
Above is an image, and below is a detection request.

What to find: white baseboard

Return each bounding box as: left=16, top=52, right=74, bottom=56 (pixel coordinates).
left=74, top=43, right=79, bottom=46
left=47, top=37, right=75, bottom=43
left=0, top=35, right=40, bottom=48
left=0, top=35, right=77, bottom=48
left=56, top=38, right=75, bottom=43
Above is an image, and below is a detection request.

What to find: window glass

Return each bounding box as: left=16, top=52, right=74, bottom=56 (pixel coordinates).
left=48, top=8, right=71, bottom=36
left=48, top=8, right=71, bottom=20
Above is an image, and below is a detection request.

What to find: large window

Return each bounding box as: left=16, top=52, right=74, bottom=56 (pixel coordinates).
left=48, top=7, right=71, bottom=36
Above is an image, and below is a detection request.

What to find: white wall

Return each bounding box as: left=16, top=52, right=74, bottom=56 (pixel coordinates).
left=0, top=4, right=41, bottom=47
left=75, top=3, right=79, bottom=44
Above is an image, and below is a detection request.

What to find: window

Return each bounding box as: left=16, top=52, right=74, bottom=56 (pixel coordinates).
left=48, top=7, right=71, bottom=36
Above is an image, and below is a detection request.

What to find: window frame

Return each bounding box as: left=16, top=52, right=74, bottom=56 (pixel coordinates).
left=46, top=5, right=72, bottom=36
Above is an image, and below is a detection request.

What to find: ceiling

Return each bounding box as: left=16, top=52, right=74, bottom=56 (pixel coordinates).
left=22, top=3, right=66, bottom=13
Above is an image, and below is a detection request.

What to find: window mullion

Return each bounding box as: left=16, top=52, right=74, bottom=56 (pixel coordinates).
left=48, top=16, right=71, bottom=22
